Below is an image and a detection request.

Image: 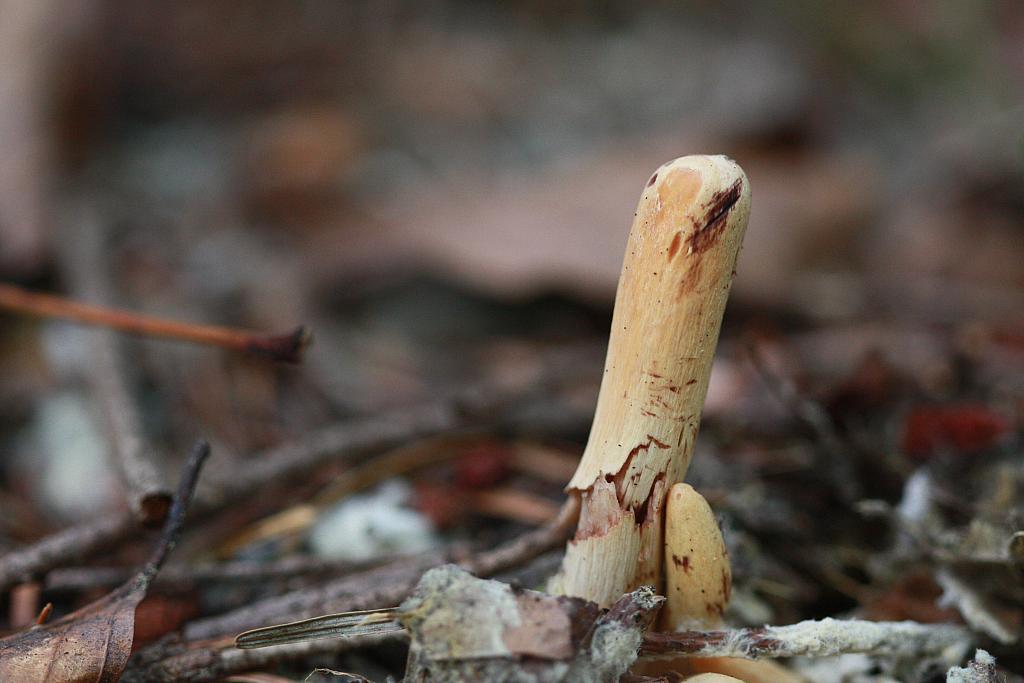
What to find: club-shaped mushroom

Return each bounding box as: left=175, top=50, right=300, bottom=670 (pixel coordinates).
left=550, top=154, right=750, bottom=606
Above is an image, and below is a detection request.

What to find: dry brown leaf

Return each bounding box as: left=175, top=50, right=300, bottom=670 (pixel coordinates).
left=0, top=441, right=209, bottom=682
left=306, top=135, right=875, bottom=312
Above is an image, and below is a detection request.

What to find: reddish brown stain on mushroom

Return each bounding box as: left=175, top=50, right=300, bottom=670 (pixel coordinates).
left=706, top=601, right=725, bottom=617
left=647, top=172, right=658, bottom=187
left=685, top=379, right=697, bottom=386
left=672, top=554, right=693, bottom=573
left=667, top=232, right=682, bottom=260
left=678, top=258, right=705, bottom=297
left=648, top=435, right=670, bottom=449
left=685, top=179, right=742, bottom=256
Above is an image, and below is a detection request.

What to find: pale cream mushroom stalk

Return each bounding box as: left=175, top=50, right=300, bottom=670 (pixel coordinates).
left=549, top=155, right=750, bottom=606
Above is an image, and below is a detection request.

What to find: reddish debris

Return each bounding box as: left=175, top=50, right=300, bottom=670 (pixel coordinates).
left=901, top=404, right=1011, bottom=459
left=456, top=442, right=511, bottom=489
left=414, top=481, right=464, bottom=529
left=672, top=553, right=692, bottom=573
left=825, top=349, right=900, bottom=422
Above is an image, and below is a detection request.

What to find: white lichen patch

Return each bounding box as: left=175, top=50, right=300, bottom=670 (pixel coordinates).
left=946, top=649, right=998, bottom=683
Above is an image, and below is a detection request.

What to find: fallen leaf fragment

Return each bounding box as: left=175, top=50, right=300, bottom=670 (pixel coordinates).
left=0, top=441, right=210, bottom=682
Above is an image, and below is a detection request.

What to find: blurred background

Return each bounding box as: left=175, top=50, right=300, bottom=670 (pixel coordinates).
left=4, top=1, right=1023, bottom=307
left=1, top=1, right=1023, bottom=678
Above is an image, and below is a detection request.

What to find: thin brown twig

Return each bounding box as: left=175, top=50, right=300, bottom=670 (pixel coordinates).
left=91, top=330, right=173, bottom=524
left=140, top=440, right=212, bottom=583
left=55, top=214, right=173, bottom=524
left=0, top=283, right=311, bottom=364
left=0, top=512, right=136, bottom=592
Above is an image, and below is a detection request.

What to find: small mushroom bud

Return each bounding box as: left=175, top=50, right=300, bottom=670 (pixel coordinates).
left=662, top=483, right=731, bottom=630
left=681, top=659, right=805, bottom=683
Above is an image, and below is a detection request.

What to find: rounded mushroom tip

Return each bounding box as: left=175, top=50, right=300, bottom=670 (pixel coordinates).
left=640, top=155, right=751, bottom=251
left=646, top=154, right=748, bottom=193
left=667, top=481, right=716, bottom=519
left=669, top=481, right=697, bottom=501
